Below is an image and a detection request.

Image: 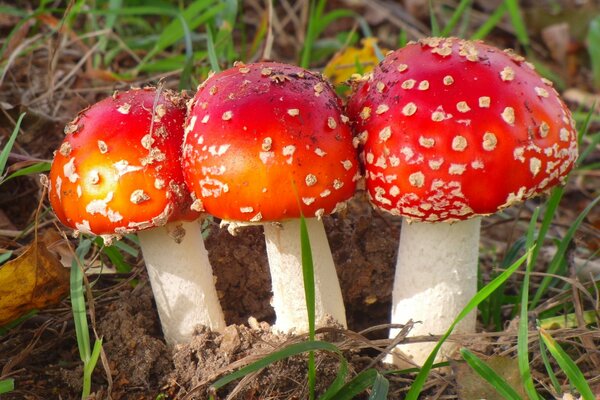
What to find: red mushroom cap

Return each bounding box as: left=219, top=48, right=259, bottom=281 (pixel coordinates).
left=182, top=62, right=359, bottom=222
left=49, top=88, right=197, bottom=238
left=347, top=38, right=578, bottom=222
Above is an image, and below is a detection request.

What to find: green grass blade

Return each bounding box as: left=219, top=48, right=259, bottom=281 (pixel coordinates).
left=471, top=3, right=507, bottom=40
left=206, top=24, right=221, bottom=72
left=460, top=348, right=523, bottom=400
left=539, top=329, right=595, bottom=400
left=578, top=131, right=600, bottom=167
left=530, top=185, right=565, bottom=269
left=405, top=250, right=530, bottom=400
left=330, top=369, right=378, bottom=400
left=398, top=30, right=408, bottom=48
left=63, top=0, right=85, bottom=29
left=103, top=0, right=122, bottom=34
left=368, top=373, right=389, bottom=400
left=531, top=194, right=600, bottom=307
left=440, top=0, right=473, bottom=37
left=300, top=0, right=317, bottom=68
left=95, top=0, right=122, bottom=67
left=318, top=357, right=348, bottom=400
left=0, top=5, right=27, bottom=16
left=577, top=105, right=595, bottom=146
left=299, top=0, right=355, bottom=68
left=482, top=235, right=526, bottom=330
left=179, top=52, right=195, bottom=91
left=2, top=161, right=51, bottom=183
left=101, top=245, right=132, bottom=273
left=82, top=338, right=103, bottom=398
left=0, top=251, right=12, bottom=265
left=71, top=239, right=93, bottom=364
left=213, top=0, right=238, bottom=67
left=210, top=341, right=341, bottom=391
left=538, top=334, right=562, bottom=395
left=539, top=311, right=597, bottom=330
left=518, top=207, right=540, bottom=400
left=300, top=216, right=316, bottom=340
left=85, top=6, right=176, bottom=16
left=142, top=0, right=218, bottom=62
left=300, top=215, right=316, bottom=399
left=91, top=339, right=104, bottom=365
left=177, top=11, right=195, bottom=91
left=504, top=0, right=529, bottom=46
left=0, top=378, right=14, bottom=394
left=578, top=161, right=600, bottom=171
left=573, top=110, right=600, bottom=124
left=0, top=113, right=26, bottom=178
left=316, top=9, right=356, bottom=38
left=138, top=51, right=208, bottom=73
left=112, top=238, right=139, bottom=257
left=429, top=0, right=440, bottom=36
left=587, top=16, right=600, bottom=90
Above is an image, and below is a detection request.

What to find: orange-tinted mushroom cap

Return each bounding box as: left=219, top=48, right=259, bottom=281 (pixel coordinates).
left=182, top=62, right=359, bottom=222
left=347, top=38, right=578, bottom=222
left=49, top=88, right=197, bottom=239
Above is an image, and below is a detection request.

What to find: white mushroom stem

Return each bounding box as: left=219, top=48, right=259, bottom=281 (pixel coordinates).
left=138, top=220, right=226, bottom=345
left=264, top=218, right=347, bottom=333
left=386, top=217, right=480, bottom=366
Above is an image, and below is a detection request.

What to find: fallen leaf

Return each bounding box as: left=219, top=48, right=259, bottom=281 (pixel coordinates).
left=0, top=236, right=70, bottom=325
left=563, top=88, right=600, bottom=112
left=541, top=23, right=570, bottom=63
left=452, top=355, right=527, bottom=400
left=323, top=38, right=386, bottom=86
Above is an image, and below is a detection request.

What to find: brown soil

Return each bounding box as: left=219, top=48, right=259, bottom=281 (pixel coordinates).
left=210, top=192, right=399, bottom=332
left=1, top=1, right=599, bottom=399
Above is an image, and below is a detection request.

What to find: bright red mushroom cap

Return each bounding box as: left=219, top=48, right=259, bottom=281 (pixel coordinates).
left=49, top=88, right=197, bottom=239
left=347, top=37, right=578, bottom=222
left=182, top=62, right=359, bottom=222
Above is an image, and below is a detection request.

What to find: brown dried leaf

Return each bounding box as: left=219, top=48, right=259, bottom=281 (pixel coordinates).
left=563, top=88, right=600, bottom=112
left=452, top=355, right=527, bottom=400
left=0, top=237, right=70, bottom=325
left=541, top=23, right=570, bottom=63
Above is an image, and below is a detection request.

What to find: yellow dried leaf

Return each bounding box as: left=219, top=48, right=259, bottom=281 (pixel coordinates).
left=0, top=238, right=70, bottom=325
left=323, top=38, right=386, bottom=85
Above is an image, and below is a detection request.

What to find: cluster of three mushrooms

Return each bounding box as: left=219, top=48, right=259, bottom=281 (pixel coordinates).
left=49, top=38, right=579, bottom=363
left=49, top=64, right=358, bottom=344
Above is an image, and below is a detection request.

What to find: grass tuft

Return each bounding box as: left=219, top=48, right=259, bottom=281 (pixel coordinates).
left=70, top=239, right=103, bottom=399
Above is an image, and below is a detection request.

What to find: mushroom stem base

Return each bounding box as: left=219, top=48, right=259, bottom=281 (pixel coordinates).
left=264, top=218, right=347, bottom=334
left=138, top=221, right=226, bottom=345
left=386, top=217, right=480, bottom=366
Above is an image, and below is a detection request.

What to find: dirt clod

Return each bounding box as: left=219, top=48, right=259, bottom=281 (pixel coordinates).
left=94, top=285, right=171, bottom=399
left=167, top=324, right=353, bottom=400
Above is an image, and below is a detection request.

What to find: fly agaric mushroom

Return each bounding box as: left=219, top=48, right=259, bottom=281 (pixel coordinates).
left=182, top=62, right=359, bottom=333
left=49, top=87, right=226, bottom=345
left=347, top=37, right=578, bottom=365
